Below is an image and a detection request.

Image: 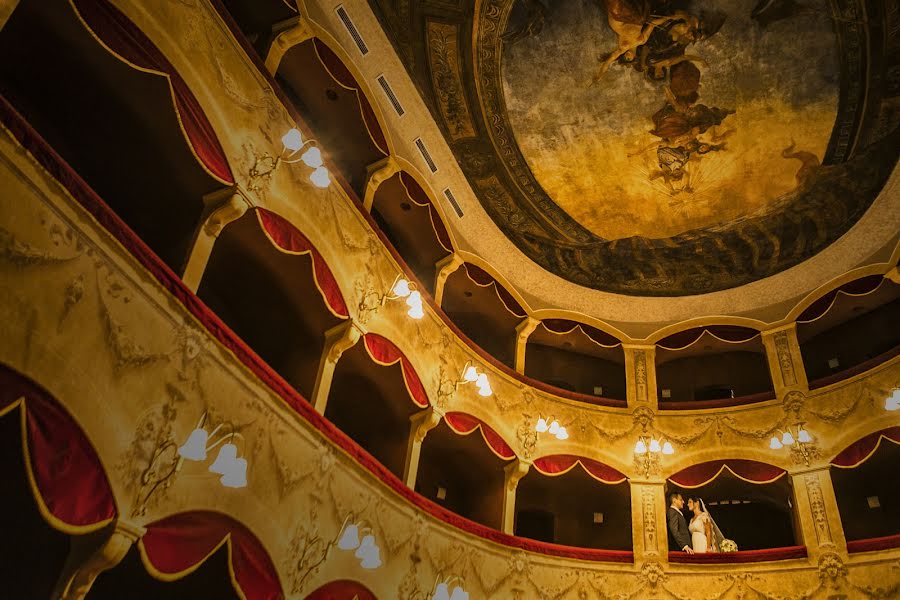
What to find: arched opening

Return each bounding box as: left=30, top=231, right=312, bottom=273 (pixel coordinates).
left=656, top=327, right=773, bottom=407
left=416, top=418, right=509, bottom=529
left=371, top=172, right=452, bottom=294
left=668, top=461, right=797, bottom=551
left=832, top=429, right=900, bottom=544
left=326, top=339, right=427, bottom=479
left=0, top=0, right=226, bottom=272
left=216, top=0, right=299, bottom=59
left=516, top=457, right=631, bottom=549
left=197, top=211, right=344, bottom=400
left=277, top=39, right=387, bottom=196
left=525, top=320, right=626, bottom=401
left=798, top=276, right=900, bottom=388
left=441, top=264, right=524, bottom=368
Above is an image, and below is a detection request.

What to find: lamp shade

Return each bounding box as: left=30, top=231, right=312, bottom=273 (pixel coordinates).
left=355, top=535, right=376, bottom=560
left=475, top=373, right=490, bottom=389
left=769, top=436, right=783, bottom=450
left=177, top=428, right=208, bottom=461
left=477, top=382, right=492, bottom=397
left=556, top=427, right=569, bottom=441
left=209, top=443, right=238, bottom=475
left=220, top=457, right=247, bottom=488
left=337, top=523, right=360, bottom=550
left=649, top=438, right=661, bottom=453
left=392, top=278, right=412, bottom=298
left=634, top=439, right=648, bottom=454
left=449, top=587, right=469, bottom=600
left=407, top=304, right=425, bottom=319
left=281, top=128, right=303, bottom=151
left=359, top=545, right=381, bottom=569
left=781, top=431, right=795, bottom=446
left=797, top=428, right=812, bottom=443
left=536, top=418, right=549, bottom=433
left=310, top=166, right=331, bottom=188
left=406, top=290, right=422, bottom=307
left=432, top=583, right=451, bottom=600
left=888, top=390, right=900, bottom=410
left=463, top=365, right=479, bottom=382
left=662, top=441, right=674, bottom=455
left=300, top=146, right=323, bottom=168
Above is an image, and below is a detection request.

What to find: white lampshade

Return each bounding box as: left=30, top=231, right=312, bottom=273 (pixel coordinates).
left=406, top=290, right=422, bottom=307
left=337, top=523, right=360, bottom=550
left=634, top=439, right=648, bottom=454
left=407, top=304, right=425, bottom=320
left=769, top=436, right=783, bottom=450
left=797, top=428, right=812, bottom=443
left=359, top=545, right=382, bottom=569
left=392, top=278, right=412, bottom=298
left=649, top=438, right=661, bottom=453
left=781, top=431, right=795, bottom=446
left=449, top=587, right=469, bottom=600
left=309, top=166, right=331, bottom=188
left=178, top=428, right=208, bottom=461
left=463, top=365, right=478, bottom=382
left=662, top=441, right=674, bottom=455
left=300, top=146, right=323, bottom=168
left=556, top=427, right=569, bottom=441
left=355, top=535, right=375, bottom=560
left=281, top=128, right=303, bottom=151
left=432, top=583, right=451, bottom=600
left=885, top=391, right=900, bottom=411
left=208, top=442, right=238, bottom=475
left=536, top=417, right=549, bottom=433
left=548, top=420, right=560, bottom=435
left=220, top=457, right=247, bottom=488
left=477, top=382, right=492, bottom=397
left=475, top=373, right=489, bottom=389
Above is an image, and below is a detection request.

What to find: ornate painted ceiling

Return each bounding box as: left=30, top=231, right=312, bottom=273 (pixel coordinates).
left=366, top=0, right=899, bottom=296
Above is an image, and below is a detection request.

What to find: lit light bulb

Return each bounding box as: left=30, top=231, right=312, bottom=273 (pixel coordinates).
left=407, top=304, right=425, bottom=319
left=649, top=438, right=661, bottom=453
left=432, top=583, right=451, bottom=600
left=781, top=431, right=795, bottom=446
left=463, top=365, right=478, bottom=382
left=281, top=128, right=303, bottom=151
left=477, top=382, right=492, bottom=397
left=309, top=166, right=330, bottom=188
left=536, top=418, right=549, bottom=433
left=337, top=523, right=360, bottom=550
left=392, top=278, right=412, bottom=298
left=885, top=390, right=900, bottom=411
left=177, top=428, right=209, bottom=461
left=662, top=441, right=674, bottom=455
left=548, top=420, right=560, bottom=435
left=769, top=436, right=783, bottom=450
left=359, top=545, right=382, bottom=569
left=406, top=290, right=422, bottom=308
left=475, top=373, right=489, bottom=390
left=219, top=457, right=247, bottom=488
left=209, top=443, right=238, bottom=475
left=634, top=439, right=648, bottom=454
left=300, top=146, right=323, bottom=168
left=556, top=427, right=569, bottom=441
left=355, top=535, right=376, bottom=560
left=797, top=428, right=812, bottom=443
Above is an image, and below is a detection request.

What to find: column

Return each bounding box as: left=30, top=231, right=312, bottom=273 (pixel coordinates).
left=181, top=188, right=250, bottom=292
left=433, top=253, right=464, bottom=306
left=514, top=316, right=540, bottom=374
left=311, top=320, right=363, bottom=413
left=623, top=344, right=658, bottom=409
left=501, top=459, right=530, bottom=535
left=402, top=407, right=442, bottom=487
left=789, top=466, right=848, bottom=559
left=362, top=156, right=401, bottom=212
left=761, top=323, right=809, bottom=397
left=51, top=520, right=146, bottom=600
left=629, top=480, right=670, bottom=563
left=264, top=15, right=316, bottom=75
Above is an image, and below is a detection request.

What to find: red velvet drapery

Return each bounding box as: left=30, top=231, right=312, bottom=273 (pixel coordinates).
left=798, top=275, right=886, bottom=322
left=255, top=208, right=350, bottom=318
left=533, top=455, right=627, bottom=484
left=71, top=0, right=234, bottom=184
left=362, top=334, right=430, bottom=408
left=444, top=412, right=515, bottom=460
left=462, top=263, right=527, bottom=317
left=847, top=534, right=900, bottom=554
left=541, top=319, right=621, bottom=347
left=140, top=511, right=282, bottom=600
left=399, top=172, right=453, bottom=252
left=831, top=427, right=900, bottom=469
left=305, top=580, right=378, bottom=600
left=656, top=326, right=760, bottom=351
left=0, top=363, right=116, bottom=533
left=669, top=545, right=807, bottom=564
left=312, top=39, right=388, bottom=156
left=668, top=460, right=786, bottom=488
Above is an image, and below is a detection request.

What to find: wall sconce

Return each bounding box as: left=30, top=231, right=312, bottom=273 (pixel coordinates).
left=336, top=518, right=383, bottom=569
left=885, top=389, right=900, bottom=411
left=769, top=423, right=817, bottom=466
left=633, top=435, right=674, bottom=479
left=457, top=361, right=492, bottom=397
left=247, top=128, right=330, bottom=191
left=383, top=275, right=424, bottom=319
left=535, top=416, right=569, bottom=440
left=412, top=575, right=469, bottom=600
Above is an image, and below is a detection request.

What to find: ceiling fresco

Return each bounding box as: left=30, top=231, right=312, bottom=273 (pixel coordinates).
left=366, top=0, right=900, bottom=296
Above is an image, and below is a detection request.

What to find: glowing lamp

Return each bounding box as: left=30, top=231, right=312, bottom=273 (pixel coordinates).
left=219, top=457, right=247, bottom=488
left=662, top=441, right=674, bottom=455
left=769, top=436, right=783, bottom=450
left=337, top=523, right=360, bottom=550
left=634, top=439, right=648, bottom=454
left=392, top=278, right=412, bottom=298
left=797, top=428, right=812, bottom=444
left=649, top=438, right=661, bottom=453
left=177, top=428, right=208, bottom=461
left=781, top=431, right=795, bottom=446
left=281, top=128, right=304, bottom=151
left=300, top=146, right=323, bottom=168
left=209, top=443, right=238, bottom=475
left=309, top=166, right=331, bottom=188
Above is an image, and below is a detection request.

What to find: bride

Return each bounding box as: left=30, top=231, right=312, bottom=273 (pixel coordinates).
left=687, top=497, right=725, bottom=552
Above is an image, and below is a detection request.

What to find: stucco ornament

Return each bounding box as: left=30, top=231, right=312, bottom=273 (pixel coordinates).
left=818, top=552, right=848, bottom=589
left=639, top=561, right=667, bottom=588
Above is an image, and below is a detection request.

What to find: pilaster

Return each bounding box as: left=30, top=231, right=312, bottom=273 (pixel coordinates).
left=789, top=466, right=848, bottom=560
left=311, top=320, right=363, bottom=413
left=884, top=267, right=900, bottom=285
left=514, top=316, right=540, bottom=374
left=402, top=407, right=443, bottom=488
left=263, top=15, right=316, bottom=75
left=629, top=480, right=669, bottom=563
left=501, top=459, right=531, bottom=535
left=362, top=156, right=401, bottom=212
left=433, top=253, right=464, bottom=306
left=624, top=344, right=658, bottom=409
left=181, top=188, right=250, bottom=292
left=762, top=323, right=809, bottom=397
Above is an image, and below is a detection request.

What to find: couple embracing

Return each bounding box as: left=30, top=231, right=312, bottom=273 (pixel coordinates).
left=667, top=492, right=725, bottom=553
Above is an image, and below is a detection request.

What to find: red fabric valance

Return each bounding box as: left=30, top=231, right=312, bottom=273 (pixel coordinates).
left=255, top=208, right=349, bottom=318
left=541, top=319, right=621, bottom=347
left=444, top=412, right=515, bottom=460
left=0, top=363, right=116, bottom=533
left=831, top=427, right=900, bottom=469
left=363, top=334, right=429, bottom=408
left=462, top=263, right=527, bottom=317
left=669, top=545, right=807, bottom=564
left=399, top=172, right=453, bottom=252
left=71, top=0, right=234, bottom=184
left=668, top=460, right=786, bottom=488
left=657, top=326, right=759, bottom=351
left=140, top=511, right=282, bottom=600
left=533, top=455, right=626, bottom=484
left=312, top=39, right=388, bottom=156
left=847, top=534, right=900, bottom=554
left=305, top=580, right=378, bottom=600
left=798, top=275, right=886, bottom=323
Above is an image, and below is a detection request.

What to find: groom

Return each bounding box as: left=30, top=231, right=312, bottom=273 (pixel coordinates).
left=667, top=492, right=694, bottom=554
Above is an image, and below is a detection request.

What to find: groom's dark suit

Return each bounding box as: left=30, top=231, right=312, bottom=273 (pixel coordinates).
left=667, top=505, right=691, bottom=551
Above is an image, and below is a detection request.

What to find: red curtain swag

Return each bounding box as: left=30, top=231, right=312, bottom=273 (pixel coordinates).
left=462, top=263, right=527, bottom=317
left=444, top=412, right=515, bottom=460
left=312, top=39, right=388, bottom=156
left=798, top=275, right=886, bottom=323
left=831, top=427, right=900, bottom=469
left=533, top=455, right=627, bottom=484
left=304, top=580, right=378, bottom=600
left=140, top=511, right=282, bottom=600
left=668, top=460, right=786, bottom=488
left=847, top=534, right=900, bottom=554
left=656, top=326, right=760, bottom=351
left=398, top=172, right=453, bottom=252
left=362, top=334, right=430, bottom=408
left=669, top=545, right=807, bottom=564
left=541, top=319, right=621, bottom=347
left=255, top=208, right=350, bottom=318
left=0, top=363, right=116, bottom=533
left=70, top=0, right=234, bottom=184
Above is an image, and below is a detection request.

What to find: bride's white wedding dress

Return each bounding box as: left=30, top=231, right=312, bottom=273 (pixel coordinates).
left=690, top=513, right=710, bottom=553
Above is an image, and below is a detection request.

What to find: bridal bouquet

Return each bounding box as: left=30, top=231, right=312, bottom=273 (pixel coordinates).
left=720, top=539, right=738, bottom=553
